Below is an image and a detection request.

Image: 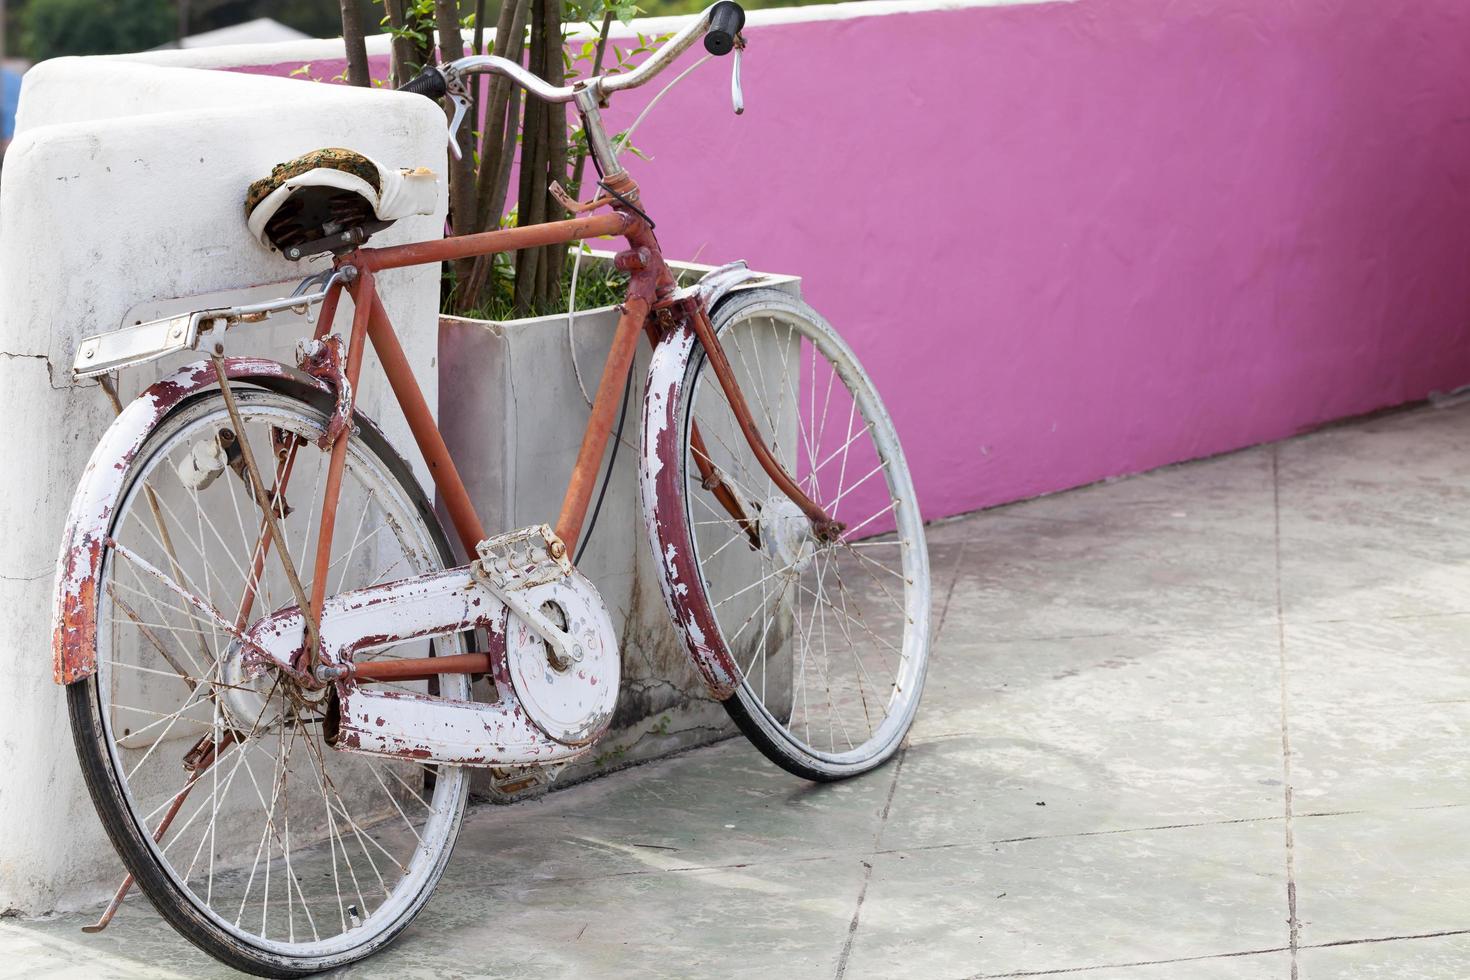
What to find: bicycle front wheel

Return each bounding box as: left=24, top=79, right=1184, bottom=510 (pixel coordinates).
left=662, top=288, right=932, bottom=781
left=64, top=386, right=470, bottom=977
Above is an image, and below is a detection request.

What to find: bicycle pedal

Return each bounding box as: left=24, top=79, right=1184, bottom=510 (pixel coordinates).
left=473, top=524, right=572, bottom=591
left=487, top=761, right=568, bottom=797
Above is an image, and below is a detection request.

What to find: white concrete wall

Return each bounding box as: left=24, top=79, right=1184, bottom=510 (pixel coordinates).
left=0, top=58, right=447, bottom=913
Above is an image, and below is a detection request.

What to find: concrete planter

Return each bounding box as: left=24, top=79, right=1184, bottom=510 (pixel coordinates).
left=438, top=253, right=799, bottom=799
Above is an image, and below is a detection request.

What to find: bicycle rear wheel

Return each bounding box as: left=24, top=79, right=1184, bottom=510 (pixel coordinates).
left=654, top=288, right=931, bottom=781
left=64, top=386, right=470, bottom=977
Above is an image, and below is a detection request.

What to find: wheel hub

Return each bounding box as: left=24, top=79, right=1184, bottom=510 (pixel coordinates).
left=219, top=638, right=290, bottom=731
left=762, top=497, right=820, bottom=574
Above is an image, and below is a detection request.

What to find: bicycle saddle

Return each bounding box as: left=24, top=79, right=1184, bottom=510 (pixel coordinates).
left=244, top=147, right=439, bottom=258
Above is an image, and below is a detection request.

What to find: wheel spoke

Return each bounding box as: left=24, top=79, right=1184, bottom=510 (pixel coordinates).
left=81, top=392, right=468, bottom=960
left=678, top=300, right=929, bottom=772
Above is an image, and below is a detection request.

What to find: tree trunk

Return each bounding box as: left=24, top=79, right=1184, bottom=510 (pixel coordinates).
left=512, top=0, right=550, bottom=315
left=540, top=0, right=568, bottom=308
left=569, top=11, right=614, bottom=198
left=455, top=0, right=532, bottom=314
left=486, top=87, right=523, bottom=230
left=471, top=0, right=530, bottom=234
left=339, top=0, right=371, bottom=87
left=456, top=83, right=521, bottom=314
left=382, top=0, right=426, bottom=86
left=435, top=0, right=475, bottom=242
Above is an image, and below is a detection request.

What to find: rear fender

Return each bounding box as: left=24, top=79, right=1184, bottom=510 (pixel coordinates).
left=52, top=358, right=330, bottom=685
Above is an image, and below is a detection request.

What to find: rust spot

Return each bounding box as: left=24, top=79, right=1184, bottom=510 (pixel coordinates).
left=52, top=359, right=335, bottom=686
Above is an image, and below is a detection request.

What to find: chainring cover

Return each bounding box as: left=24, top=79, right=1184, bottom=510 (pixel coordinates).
left=504, top=570, right=619, bottom=746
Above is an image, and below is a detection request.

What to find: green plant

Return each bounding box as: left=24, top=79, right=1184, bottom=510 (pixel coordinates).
left=21, top=0, right=174, bottom=61
left=453, top=243, right=634, bottom=322
left=379, top=0, right=439, bottom=83
left=340, top=0, right=667, bottom=317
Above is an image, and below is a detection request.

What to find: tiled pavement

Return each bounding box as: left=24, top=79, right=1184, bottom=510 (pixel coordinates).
left=7, top=399, right=1470, bottom=978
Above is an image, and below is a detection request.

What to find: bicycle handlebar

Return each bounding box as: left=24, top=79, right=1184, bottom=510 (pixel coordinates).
left=396, top=65, right=449, bottom=100
left=395, top=2, right=746, bottom=172
left=704, top=1, right=746, bottom=57
left=397, top=1, right=745, bottom=105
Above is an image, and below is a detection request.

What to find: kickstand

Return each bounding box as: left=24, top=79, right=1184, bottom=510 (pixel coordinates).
left=80, top=730, right=235, bottom=934
left=81, top=875, right=134, bottom=934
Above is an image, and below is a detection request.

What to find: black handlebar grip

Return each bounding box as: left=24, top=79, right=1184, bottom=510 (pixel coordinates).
left=397, top=66, right=449, bottom=100
left=704, top=0, right=746, bottom=56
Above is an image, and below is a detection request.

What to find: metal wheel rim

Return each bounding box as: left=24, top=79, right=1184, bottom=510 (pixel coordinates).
left=93, top=392, right=468, bottom=960
left=681, top=295, right=931, bottom=769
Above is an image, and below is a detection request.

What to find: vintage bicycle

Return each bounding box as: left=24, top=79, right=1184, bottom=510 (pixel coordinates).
left=51, top=3, right=931, bottom=974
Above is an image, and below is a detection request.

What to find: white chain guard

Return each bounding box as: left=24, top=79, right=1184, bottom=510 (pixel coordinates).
left=476, top=526, right=620, bottom=746
left=503, top=572, right=619, bottom=745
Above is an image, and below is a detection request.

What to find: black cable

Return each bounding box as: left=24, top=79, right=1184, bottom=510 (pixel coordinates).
left=598, top=180, right=656, bottom=230
left=573, top=359, right=635, bottom=566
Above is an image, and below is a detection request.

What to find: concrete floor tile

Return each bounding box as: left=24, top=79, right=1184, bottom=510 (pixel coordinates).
left=446, top=736, right=894, bottom=879
left=900, top=626, right=1284, bottom=845
left=889, top=711, right=1283, bottom=848
left=1287, top=702, right=1470, bottom=812
left=1277, top=406, right=1470, bottom=623
left=1277, top=528, right=1470, bottom=624
left=364, top=854, right=865, bottom=980
left=843, top=821, right=1289, bottom=980
left=1012, top=951, right=1291, bottom=979
left=0, top=915, right=243, bottom=979
left=1297, top=933, right=1470, bottom=979
left=916, top=624, right=1282, bottom=737
left=934, top=533, right=1277, bottom=643
left=927, top=453, right=1278, bottom=641
left=1284, top=614, right=1470, bottom=710
left=1293, top=808, right=1470, bottom=949
left=1277, top=402, right=1470, bottom=499
left=0, top=854, right=867, bottom=980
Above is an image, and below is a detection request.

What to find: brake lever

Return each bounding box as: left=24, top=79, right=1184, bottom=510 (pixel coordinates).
left=731, top=39, right=745, bottom=116
left=445, top=68, right=473, bottom=159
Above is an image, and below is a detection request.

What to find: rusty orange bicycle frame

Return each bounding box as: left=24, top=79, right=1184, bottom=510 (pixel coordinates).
left=256, top=175, right=838, bottom=681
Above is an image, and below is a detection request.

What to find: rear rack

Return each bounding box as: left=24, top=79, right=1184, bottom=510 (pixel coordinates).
left=72, top=269, right=350, bottom=380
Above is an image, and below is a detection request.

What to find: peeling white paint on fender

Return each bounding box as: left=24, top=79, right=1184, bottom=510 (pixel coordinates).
left=639, top=324, right=740, bottom=700
left=51, top=358, right=329, bottom=685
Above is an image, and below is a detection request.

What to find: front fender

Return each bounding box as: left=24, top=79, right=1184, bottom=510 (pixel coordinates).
left=639, top=325, right=742, bottom=700
left=52, top=358, right=330, bottom=685
left=670, top=260, right=769, bottom=316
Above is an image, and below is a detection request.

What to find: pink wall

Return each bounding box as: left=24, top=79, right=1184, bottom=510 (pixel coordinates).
left=240, top=0, right=1470, bottom=522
